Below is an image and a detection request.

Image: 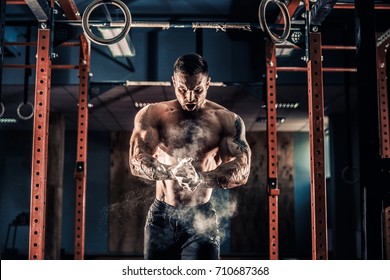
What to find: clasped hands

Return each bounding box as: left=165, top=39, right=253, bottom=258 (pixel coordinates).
left=169, top=158, right=202, bottom=192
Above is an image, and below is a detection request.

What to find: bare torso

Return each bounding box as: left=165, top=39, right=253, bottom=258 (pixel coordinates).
left=152, top=100, right=228, bottom=206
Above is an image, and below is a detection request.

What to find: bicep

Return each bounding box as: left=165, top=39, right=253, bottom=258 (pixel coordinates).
left=219, top=115, right=251, bottom=162
left=129, top=108, right=160, bottom=158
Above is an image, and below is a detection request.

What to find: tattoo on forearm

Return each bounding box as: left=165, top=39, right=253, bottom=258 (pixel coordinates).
left=233, top=116, right=249, bottom=152
left=131, top=157, right=170, bottom=181
left=217, top=163, right=250, bottom=189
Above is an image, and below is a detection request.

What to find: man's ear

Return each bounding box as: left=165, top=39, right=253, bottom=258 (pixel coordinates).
left=206, top=76, right=211, bottom=89
left=171, top=75, right=176, bottom=86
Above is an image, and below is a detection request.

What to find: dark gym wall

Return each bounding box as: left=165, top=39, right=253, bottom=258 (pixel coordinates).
left=1, top=26, right=263, bottom=86
left=0, top=129, right=110, bottom=258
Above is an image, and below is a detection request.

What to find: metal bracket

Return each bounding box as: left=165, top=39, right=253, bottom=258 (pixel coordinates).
left=74, top=161, right=84, bottom=179
left=268, top=178, right=280, bottom=196
left=285, top=25, right=306, bottom=49
left=304, top=10, right=311, bottom=62
left=268, top=177, right=277, bottom=189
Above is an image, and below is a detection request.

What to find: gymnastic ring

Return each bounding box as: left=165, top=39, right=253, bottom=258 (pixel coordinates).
left=258, top=0, right=291, bottom=44
left=0, top=102, right=4, bottom=118
left=17, top=101, right=34, bottom=120
left=82, top=0, right=132, bottom=45
left=341, top=166, right=359, bottom=184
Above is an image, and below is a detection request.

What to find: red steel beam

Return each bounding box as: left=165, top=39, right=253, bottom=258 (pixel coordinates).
left=276, top=45, right=356, bottom=50
left=4, top=64, right=78, bottom=69
left=334, top=3, right=390, bottom=10
left=5, top=41, right=80, bottom=46
left=6, top=0, right=25, bottom=4
left=58, top=0, right=81, bottom=20
left=385, top=206, right=390, bottom=259
left=29, top=28, right=52, bottom=260
left=376, top=33, right=390, bottom=159
left=276, top=67, right=357, bottom=72
left=266, top=39, right=280, bottom=260
left=276, top=0, right=301, bottom=25
left=322, top=45, right=356, bottom=50
left=54, top=0, right=90, bottom=260
left=307, top=32, right=328, bottom=260
left=73, top=33, right=90, bottom=260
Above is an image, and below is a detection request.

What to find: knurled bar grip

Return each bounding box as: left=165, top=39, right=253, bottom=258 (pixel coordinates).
left=266, top=40, right=279, bottom=260
left=29, top=28, right=52, bottom=260
left=307, top=32, right=328, bottom=260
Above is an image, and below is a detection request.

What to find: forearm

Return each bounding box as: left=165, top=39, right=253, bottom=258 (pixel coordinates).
left=200, top=159, right=250, bottom=189
left=129, top=154, right=173, bottom=181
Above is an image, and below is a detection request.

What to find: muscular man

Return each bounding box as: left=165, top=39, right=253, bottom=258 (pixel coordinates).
left=129, top=53, right=251, bottom=260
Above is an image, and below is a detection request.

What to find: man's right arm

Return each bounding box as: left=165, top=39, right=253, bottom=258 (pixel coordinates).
left=129, top=105, right=174, bottom=181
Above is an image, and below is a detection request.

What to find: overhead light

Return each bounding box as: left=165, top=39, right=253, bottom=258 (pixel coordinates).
left=276, top=102, right=299, bottom=109
left=0, top=118, right=17, bottom=124
left=262, top=102, right=299, bottom=109
left=134, top=102, right=155, bottom=108
left=98, top=28, right=136, bottom=57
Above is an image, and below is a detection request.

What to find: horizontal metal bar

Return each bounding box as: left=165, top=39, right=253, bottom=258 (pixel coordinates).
left=4, top=42, right=37, bottom=46
left=334, top=3, right=390, bottom=10
left=64, top=19, right=256, bottom=30
left=6, top=0, right=25, bottom=4
left=92, top=80, right=264, bottom=87
left=125, top=81, right=226, bottom=87
left=276, top=66, right=357, bottom=72
left=276, top=44, right=356, bottom=50
left=4, top=41, right=80, bottom=46
left=3, top=64, right=79, bottom=69
left=322, top=45, right=356, bottom=50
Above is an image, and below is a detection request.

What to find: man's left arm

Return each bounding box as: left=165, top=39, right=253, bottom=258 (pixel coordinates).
left=201, top=114, right=251, bottom=189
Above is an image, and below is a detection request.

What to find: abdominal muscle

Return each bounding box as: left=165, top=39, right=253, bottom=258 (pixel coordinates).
left=153, top=146, right=218, bottom=206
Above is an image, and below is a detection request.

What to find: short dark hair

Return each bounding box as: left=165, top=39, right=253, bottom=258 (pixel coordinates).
left=173, top=53, right=208, bottom=76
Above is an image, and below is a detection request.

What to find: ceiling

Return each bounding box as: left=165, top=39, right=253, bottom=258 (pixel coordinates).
left=1, top=0, right=389, bottom=131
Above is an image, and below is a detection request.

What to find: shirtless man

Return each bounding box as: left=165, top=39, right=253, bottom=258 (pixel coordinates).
left=129, top=53, right=251, bottom=260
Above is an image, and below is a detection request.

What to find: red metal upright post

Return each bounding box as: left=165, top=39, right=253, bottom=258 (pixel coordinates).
left=376, top=31, right=390, bottom=259
left=307, top=32, right=328, bottom=260
left=385, top=206, right=390, bottom=259
left=29, top=27, right=52, bottom=260
left=56, top=0, right=90, bottom=260
left=376, top=32, right=390, bottom=159
left=266, top=39, right=280, bottom=260
left=73, top=34, right=90, bottom=260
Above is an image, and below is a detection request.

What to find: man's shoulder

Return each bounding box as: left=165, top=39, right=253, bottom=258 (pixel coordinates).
left=206, top=100, right=236, bottom=118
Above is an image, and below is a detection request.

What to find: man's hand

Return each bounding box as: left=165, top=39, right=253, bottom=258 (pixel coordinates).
left=170, top=158, right=202, bottom=191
